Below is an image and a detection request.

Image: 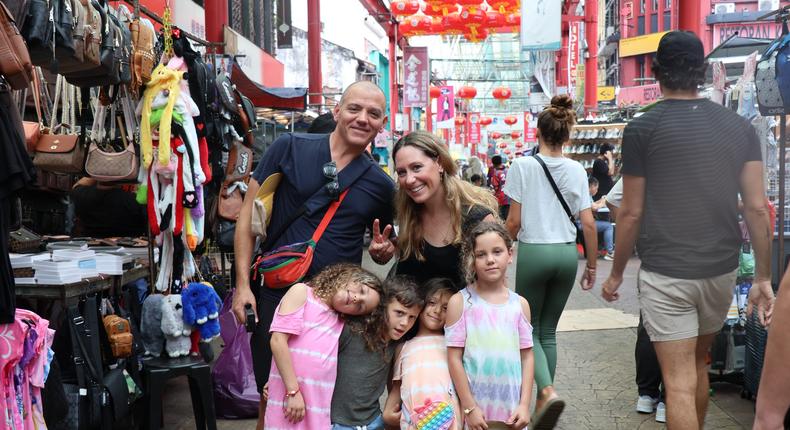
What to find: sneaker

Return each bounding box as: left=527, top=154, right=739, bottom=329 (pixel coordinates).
left=603, top=252, right=614, bottom=261
left=636, top=395, right=657, bottom=414
left=655, top=402, right=666, bottom=423
left=531, top=397, right=566, bottom=429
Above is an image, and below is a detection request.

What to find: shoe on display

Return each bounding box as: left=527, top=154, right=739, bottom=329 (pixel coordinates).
left=603, top=252, right=614, bottom=261
left=655, top=402, right=666, bottom=423
left=636, top=395, right=658, bottom=414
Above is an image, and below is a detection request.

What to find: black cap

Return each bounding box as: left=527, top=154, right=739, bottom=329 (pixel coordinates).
left=655, top=31, right=704, bottom=68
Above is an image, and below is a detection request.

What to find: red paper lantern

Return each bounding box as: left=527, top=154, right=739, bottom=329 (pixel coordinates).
left=485, top=11, right=506, bottom=29
left=504, top=149, right=512, bottom=155
left=492, top=86, right=512, bottom=104
left=463, top=27, right=488, bottom=43
left=457, top=0, right=485, bottom=13
left=488, top=0, right=515, bottom=14
left=505, top=12, right=520, bottom=27
left=515, top=142, right=524, bottom=148
left=441, top=12, right=466, bottom=35
left=460, top=7, right=486, bottom=37
left=391, top=0, right=421, bottom=17
left=498, top=142, right=507, bottom=149
left=401, top=14, right=433, bottom=37
left=425, top=0, right=457, bottom=16
left=429, top=86, right=442, bottom=99
left=510, top=131, right=521, bottom=139
left=455, top=116, right=466, bottom=126
left=456, top=86, right=477, bottom=100
left=479, top=116, right=492, bottom=127
left=504, top=115, right=518, bottom=126
left=491, top=132, right=502, bottom=139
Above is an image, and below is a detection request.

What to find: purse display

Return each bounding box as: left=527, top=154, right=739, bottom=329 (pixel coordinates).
left=84, top=87, right=139, bottom=181
left=0, top=0, right=33, bottom=89
left=217, top=141, right=252, bottom=221
left=22, top=69, right=45, bottom=153
left=21, top=0, right=54, bottom=66
left=33, top=77, right=85, bottom=173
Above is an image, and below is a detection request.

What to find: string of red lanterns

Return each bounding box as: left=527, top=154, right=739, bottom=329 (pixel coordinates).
left=392, top=0, right=521, bottom=40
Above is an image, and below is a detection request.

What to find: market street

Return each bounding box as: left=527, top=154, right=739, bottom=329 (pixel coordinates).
left=161, top=249, right=757, bottom=429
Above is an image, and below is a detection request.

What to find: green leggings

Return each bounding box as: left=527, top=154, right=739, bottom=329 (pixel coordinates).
left=516, top=242, right=578, bottom=392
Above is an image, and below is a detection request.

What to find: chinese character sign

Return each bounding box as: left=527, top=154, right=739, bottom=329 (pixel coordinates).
left=403, top=47, right=429, bottom=107
left=568, top=22, right=582, bottom=99
left=436, top=86, right=455, bottom=129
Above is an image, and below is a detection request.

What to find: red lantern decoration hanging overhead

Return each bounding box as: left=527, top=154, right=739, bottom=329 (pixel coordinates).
left=504, top=115, right=518, bottom=126
left=390, top=1, right=421, bottom=18
left=401, top=14, right=433, bottom=37
left=441, top=12, right=466, bottom=35
left=515, top=142, right=524, bottom=148
left=464, top=27, right=488, bottom=43
left=455, top=116, right=466, bottom=126
left=488, top=0, right=515, bottom=14
left=491, top=132, right=502, bottom=139
left=510, top=131, right=521, bottom=139
left=507, top=0, right=521, bottom=13
left=504, top=149, right=512, bottom=155
left=498, top=142, right=507, bottom=149
left=456, top=0, right=485, bottom=13
left=479, top=116, right=492, bottom=127
left=492, top=86, right=512, bottom=105
left=424, top=0, right=457, bottom=16
left=485, top=11, right=506, bottom=29
left=456, top=86, right=477, bottom=100
left=460, top=7, right=486, bottom=37
left=429, top=86, right=442, bottom=99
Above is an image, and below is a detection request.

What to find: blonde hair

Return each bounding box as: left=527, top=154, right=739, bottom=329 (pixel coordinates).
left=393, top=131, right=498, bottom=262
left=308, top=263, right=383, bottom=307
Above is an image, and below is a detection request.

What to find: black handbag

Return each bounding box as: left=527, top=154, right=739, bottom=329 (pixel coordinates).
left=52, top=0, right=76, bottom=67
left=533, top=155, right=588, bottom=253
left=21, top=0, right=53, bottom=65
left=64, top=0, right=121, bottom=87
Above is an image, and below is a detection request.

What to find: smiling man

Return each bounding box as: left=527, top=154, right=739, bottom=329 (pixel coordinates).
left=232, top=80, right=395, bottom=429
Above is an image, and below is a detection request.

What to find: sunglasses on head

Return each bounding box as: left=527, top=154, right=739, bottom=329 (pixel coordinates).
left=323, top=161, right=340, bottom=201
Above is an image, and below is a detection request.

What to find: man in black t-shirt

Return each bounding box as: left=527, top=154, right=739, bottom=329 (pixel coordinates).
left=600, top=31, right=773, bottom=428
left=591, top=143, right=615, bottom=200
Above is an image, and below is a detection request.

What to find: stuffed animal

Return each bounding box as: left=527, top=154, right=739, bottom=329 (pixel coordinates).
left=160, top=294, right=192, bottom=357
left=140, top=294, right=165, bottom=357
left=181, top=282, right=222, bottom=341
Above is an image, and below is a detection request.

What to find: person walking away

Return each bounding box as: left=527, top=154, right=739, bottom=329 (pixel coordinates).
left=591, top=143, right=615, bottom=201
left=488, top=155, right=510, bottom=220
left=446, top=222, right=535, bottom=429
left=503, top=95, right=598, bottom=425
left=600, top=31, right=773, bottom=430
left=232, top=81, right=395, bottom=429
left=330, top=277, right=423, bottom=430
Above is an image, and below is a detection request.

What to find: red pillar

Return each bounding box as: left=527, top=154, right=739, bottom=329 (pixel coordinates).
left=426, top=97, right=433, bottom=132
left=585, top=0, right=598, bottom=112
left=389, top=34, right=399, bottom=132
left=204, top=0, right=227, bottom=52
left=308, top=0, right=323, bottom=105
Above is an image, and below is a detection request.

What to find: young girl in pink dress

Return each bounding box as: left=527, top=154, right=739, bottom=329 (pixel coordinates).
left=264, top=264, right=383, bottom=430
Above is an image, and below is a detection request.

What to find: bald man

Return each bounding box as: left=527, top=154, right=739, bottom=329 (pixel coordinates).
left=232, top=80, right=395, bottom=429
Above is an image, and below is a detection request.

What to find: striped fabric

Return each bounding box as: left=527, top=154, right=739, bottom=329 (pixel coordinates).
left=394, top=335, right=461, bottom=430
left=264, top=287, right=344, bottom=430
left=445, top=287, right=533, bottom=423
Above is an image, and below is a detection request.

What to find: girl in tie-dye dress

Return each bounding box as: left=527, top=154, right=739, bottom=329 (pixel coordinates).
left=264, top=264, right=384, bottom=430
left=445, top=222, right=537, bottom=430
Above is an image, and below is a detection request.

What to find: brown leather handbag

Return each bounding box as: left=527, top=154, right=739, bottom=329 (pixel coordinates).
left=218, top=141, right=253, bottom=221
left=128, top=16, right=155, bottom=95
left=0, top=0, right=33, bottom=89
left=33, top=78, right=84, bottom=173
left=84, top=91, right=139, bottom=182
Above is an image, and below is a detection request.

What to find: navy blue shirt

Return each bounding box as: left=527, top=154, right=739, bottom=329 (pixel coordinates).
left=252, top=133, right=394, bottom=278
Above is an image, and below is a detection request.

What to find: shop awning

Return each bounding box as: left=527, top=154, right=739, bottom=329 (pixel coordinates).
left=231, top=62, right=307, bottom=111
left=706, top=36, right=772, bottom=81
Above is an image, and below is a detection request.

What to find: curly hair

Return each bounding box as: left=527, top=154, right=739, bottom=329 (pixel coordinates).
left=347, top=275, right=423, bottom=353
left=393, top=131, right=498, bottom=262
left=537, top=95, right=576, bottom=147
left=307, top=263, right=383, bottom=309
left=461, top=221, right=514, bottom=284
left=651, top=57, right=706, bottom=91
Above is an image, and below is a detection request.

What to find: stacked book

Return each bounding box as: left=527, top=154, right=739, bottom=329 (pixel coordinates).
left=94, top=252, right=134, bottom=275
left=33, top=259, right=83, bottom=285
left=52, top=249, right=98, bottom=279
left=10, top=253, right=49, bottom=285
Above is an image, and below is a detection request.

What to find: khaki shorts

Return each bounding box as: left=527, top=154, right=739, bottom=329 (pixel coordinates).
left=637, top=268, right=737, bottom=342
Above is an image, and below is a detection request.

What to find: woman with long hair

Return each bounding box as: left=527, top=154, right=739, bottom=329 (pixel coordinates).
left=502, top=95, right=598, bottom=422
left=368, top=130, right=498, bottom=292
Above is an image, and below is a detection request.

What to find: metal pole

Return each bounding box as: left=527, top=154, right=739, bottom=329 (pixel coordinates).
left=779, top=114, right=786, bottom=280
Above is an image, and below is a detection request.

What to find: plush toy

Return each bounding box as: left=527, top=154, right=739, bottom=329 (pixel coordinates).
left=140, top=294, right=165, bottom=357
left=160, top=294, right=192, bottom=357
left=181, top=282, right=222, bottom=341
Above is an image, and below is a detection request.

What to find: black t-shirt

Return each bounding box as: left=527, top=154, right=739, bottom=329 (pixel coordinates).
left=251, top=133, right=394, bottom=281
left=621, top=98, right=763, bottom=279
left=592, top=158, right=614, bottom=200
left=396, top=204, right=492, bottom=291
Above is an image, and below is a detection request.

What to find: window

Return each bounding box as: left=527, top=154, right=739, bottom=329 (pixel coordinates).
left=637, top=15, right=645, bottom=35
left=641, top=0, right=646, bottom=13
left=666, top=0, right=672, bottom=9
left=664, top=11, right=671, bottom=30
left=638, top=56, right=646, bottom=84
left=651, top=13, right=658, bottom=33
left=653, top=0, right=658, bottom=11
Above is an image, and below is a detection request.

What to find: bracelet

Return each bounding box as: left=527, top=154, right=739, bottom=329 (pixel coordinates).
left=285, top=387, right=300, bottom=398
left=586, top=265, right=596, bottom=271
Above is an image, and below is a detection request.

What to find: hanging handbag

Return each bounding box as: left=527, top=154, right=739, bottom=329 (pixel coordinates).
left=0, top=0, right=33, bottom=89
left=34, top=77, right=85, bottom=173
left=63, top=0, right=119, bottom=86
left=251, top=189, right=350, bottom=289
left=533, top=155, right=587, bottom=252
left=218, top=140, right=253, bottom=221
left=128, top=16, right=155, bottom=95
left=84, top=88, right=139, bottom=181
left=21, top=0, right=53, bottom=65
left=56, top=0, right=101, bottom=74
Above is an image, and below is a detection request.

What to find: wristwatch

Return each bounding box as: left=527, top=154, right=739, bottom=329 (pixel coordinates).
left=463, top=406, right=476, bottom=416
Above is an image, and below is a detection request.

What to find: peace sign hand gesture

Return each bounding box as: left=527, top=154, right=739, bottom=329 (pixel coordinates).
left=369, top=219, right=396, bottom=264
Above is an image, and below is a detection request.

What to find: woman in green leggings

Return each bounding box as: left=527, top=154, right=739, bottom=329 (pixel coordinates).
left=502, top=95, right=599, bottom=427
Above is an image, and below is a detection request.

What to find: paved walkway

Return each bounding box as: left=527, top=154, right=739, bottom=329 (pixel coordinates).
left=160, top=250, right=755, bottom=429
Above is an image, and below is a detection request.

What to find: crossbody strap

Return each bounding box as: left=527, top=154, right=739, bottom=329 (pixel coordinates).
left=311, top=189, right=349, bottom=243
left=533, top=155, right=577, bottom=226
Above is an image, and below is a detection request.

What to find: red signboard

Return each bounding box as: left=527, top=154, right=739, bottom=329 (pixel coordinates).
left=524, top=111, right=537, bottom=143
left=468, top=113, right=481, bottom=145
left=403, top=46, right=429, bottom=107
left=617, top=83, right=662, bottom=106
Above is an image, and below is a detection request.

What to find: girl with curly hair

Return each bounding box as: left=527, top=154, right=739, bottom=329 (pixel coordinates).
left=265, top=263, right=383, bottom=429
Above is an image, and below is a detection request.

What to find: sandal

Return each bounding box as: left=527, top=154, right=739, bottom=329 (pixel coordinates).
left=530, top=397, right=566, bottom=430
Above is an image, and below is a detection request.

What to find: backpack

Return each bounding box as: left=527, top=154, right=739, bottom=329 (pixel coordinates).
left=756, top=33, right=790, bottom=115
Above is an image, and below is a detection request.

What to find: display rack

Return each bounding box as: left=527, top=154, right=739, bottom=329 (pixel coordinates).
left=564, top=123, right=625, bottom=170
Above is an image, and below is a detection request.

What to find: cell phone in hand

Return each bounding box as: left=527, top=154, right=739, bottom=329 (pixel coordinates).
left=245, top=304, right=256, bottom=332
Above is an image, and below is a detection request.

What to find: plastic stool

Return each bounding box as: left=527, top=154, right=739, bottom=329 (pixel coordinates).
left=142, top=356, right=217, bottom=430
